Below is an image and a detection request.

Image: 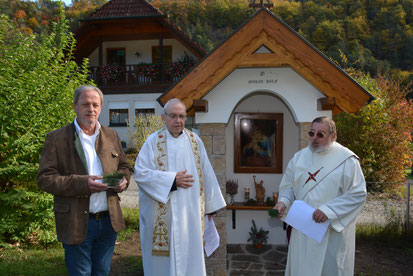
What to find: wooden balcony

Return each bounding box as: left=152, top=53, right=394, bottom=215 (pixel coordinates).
left=89, top=64, right=184, bottom=94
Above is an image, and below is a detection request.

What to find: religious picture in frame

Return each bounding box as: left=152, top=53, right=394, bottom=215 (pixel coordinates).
left=234, top=113, right=283, bottom=173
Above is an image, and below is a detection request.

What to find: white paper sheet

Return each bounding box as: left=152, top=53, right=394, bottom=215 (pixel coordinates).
left=204, top=216, right=220, bottom=257
left=284, top=200, right=330, bottom=243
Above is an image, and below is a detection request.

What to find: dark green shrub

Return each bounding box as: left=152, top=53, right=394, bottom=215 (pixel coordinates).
left=0, top=188, right=56, bottom=246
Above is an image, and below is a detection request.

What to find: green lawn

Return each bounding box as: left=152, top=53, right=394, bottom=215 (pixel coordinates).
left=0, top=244, right=67, bottom=276
left=0, top=207, right=141, bottom=276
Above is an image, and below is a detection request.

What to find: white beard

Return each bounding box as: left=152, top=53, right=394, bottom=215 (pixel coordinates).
left=310, top=140, right=333, bottom=153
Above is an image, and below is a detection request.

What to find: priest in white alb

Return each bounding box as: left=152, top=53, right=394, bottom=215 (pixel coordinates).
left=274, top=116, right=367, bottom=276
left=134, top=98, right=226, bottom=275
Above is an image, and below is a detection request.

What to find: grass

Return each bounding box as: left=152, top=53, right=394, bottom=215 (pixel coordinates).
left=118, top=207, right=139, bottom=241
left=0, top=208, right=141, bottom=275
left=356, top=205, right=413, bottom=255
left=0, top=244, right=67, bottom=276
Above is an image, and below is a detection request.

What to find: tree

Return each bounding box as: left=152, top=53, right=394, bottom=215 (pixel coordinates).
left=334, top=69, right=413, bottom=192
left=0, top=7, right=91, bottom=192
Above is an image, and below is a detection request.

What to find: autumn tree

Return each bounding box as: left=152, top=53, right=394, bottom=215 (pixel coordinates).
left=0, top=8, right=91, bottom=191
left=335, top=69, right=413, bottom=192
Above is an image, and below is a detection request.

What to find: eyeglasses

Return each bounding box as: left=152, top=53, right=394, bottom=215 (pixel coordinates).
left=165, top=113, right=187, bottom=121
left=308, top=131, right=325, bottom=138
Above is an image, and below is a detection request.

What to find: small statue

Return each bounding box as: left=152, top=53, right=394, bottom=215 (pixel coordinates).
left=244, top=187, right=250, bottom=201
left=253, top=175, right=265, bottom=206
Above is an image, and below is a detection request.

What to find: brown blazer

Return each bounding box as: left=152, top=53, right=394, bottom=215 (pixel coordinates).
left=37, top=123, right=130, bottom=245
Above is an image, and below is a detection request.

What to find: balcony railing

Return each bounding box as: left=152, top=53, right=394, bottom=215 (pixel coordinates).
left=89, top=61, right=194, bottom=87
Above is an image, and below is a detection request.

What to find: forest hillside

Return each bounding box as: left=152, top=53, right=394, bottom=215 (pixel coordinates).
left=1, top=0, right=412, bottom=84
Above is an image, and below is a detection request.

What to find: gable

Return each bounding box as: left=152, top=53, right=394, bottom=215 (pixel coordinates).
left=158, top=8, right=373, bottom=115
left=74, top=0, right=205, bottom=62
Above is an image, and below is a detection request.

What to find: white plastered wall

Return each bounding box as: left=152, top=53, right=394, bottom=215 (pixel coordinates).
left=195, top=67, right=332, bottom=244
left=88, top=39, right=196, bottom=66
left=100, top=93, right=163, bottom=147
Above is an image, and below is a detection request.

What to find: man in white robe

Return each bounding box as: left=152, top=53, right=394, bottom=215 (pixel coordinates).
left=134, top=98, right=226, bottom=276
left=274, top=116, right=367, bottom=276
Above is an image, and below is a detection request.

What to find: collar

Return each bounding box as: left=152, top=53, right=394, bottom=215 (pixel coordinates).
left=73, top=117, right=101, bottom=137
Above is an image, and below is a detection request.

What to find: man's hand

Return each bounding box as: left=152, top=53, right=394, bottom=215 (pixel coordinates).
left=207, top=213, right=216, bottom=221
left=273, top=202, right=286, bottom=218
left=175, top=170, right=194, bottom=188
left=112, top=177, right=127, bottom=193
left=88, top=175, right=107, bottom=193
left=312, top=209, right=328, bottom=223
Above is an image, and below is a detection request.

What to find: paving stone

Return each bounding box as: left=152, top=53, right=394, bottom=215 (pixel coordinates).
left=245, top=244, right=271, bottom=255
left=275, top=245, right=288, bottom=252
left=263, top=262, right=285, bottom=270
left=232, top=261, right=250, bottom=269
left=230, top=270, right=266, bottom=276
left=262, top=250, right=287, bottom=262
left=227, top=244, right=244, bottom=254
left=232, top=254, right=260, bottom=262
left=265, top=271, right=285, bottom=276
left=249, top=263, right=264, bottom=270
left=227, top=244, right=287, bottom=275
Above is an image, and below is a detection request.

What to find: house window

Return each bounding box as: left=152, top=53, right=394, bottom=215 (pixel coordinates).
left=185, top=115, right=199, bottom=131
left=109, top=109, right=128, bottom=127
left=152, top=46, right=172, bottom=65
left=135, top=108, right=155, bottom=119
left=107, top=48, right=125, bottom=65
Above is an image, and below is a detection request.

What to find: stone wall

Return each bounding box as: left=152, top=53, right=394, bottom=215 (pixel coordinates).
left=299, top=122, right=312, bottom=150
left=200, top=123, right=227, bottom=276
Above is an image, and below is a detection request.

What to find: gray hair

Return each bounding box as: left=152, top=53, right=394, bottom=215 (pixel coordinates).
left=163, top=98, right=186, bottom=114
left=73, top=85, right=104, bottom=105
left=312, top=116, right=336, bottom=135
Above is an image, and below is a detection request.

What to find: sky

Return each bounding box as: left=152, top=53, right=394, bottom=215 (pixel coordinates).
left=53, top=0, right=72, bottom=6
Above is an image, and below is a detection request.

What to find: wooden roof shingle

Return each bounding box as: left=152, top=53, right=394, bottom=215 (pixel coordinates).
left=85, top=0, right=163, bottom=20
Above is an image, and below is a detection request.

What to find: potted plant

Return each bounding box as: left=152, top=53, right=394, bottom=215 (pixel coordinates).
left=225, top=179, right=238, bottom=205
left=247, top=219, right=269, bottom=248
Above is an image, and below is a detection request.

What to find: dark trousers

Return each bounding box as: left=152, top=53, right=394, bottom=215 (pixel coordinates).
left=63, top=215, right=117, bottom=276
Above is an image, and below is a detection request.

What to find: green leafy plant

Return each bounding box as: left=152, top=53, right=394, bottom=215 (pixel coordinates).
left=0, top=188, right=56, bottom=246
left=102, top=172, right=126, bottom=187
left=0, top=6, right=91, bottom=192
left=265, top=196, right=275, bottom=206
left=245, top=198, right=257, bottom=206
left=128, top=114, right=164, bottom=155
left=267, top=208, right=279, bottom=218
left=247, top=219, right=269, bottom=246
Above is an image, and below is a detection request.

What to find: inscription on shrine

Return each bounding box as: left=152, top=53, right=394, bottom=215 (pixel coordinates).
left=248, top=79, right=278, bottom=84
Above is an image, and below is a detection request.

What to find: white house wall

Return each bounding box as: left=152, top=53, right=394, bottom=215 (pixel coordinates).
left=100, top=93, right=163, bottom=147
left=88, top=39, right=197, bottom=66
left=195, top=67, right=331, bottom=124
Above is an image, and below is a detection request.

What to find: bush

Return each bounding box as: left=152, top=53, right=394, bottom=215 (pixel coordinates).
left=0, top=188, right=56, bottom=246
left=0, top=7, right=91, bottom=192
left=335, top=71, right=413, bottom=192
left=128, top=114, right=164, bottom=154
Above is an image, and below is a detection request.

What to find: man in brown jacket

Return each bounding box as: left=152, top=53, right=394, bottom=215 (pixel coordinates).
left=37, top=85, right=130, bottom=275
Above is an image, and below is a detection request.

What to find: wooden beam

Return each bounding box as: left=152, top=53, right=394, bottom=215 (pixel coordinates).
left=317, top=97, right=336, bottom=111
left=193, top=99, right=208, bottom=112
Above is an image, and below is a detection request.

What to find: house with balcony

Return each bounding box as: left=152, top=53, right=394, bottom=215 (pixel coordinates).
left=74, top=0, right=206, bottom=147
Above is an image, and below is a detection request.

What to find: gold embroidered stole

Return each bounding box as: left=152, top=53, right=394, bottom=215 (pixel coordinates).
left=152, top=128, right=205, bottom=256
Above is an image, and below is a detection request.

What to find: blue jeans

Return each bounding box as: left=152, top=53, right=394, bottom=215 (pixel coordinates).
left=63, top=216, right=117, bottom=276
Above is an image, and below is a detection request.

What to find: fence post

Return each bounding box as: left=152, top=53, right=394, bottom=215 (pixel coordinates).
left=406, top=180, right=411, bottom=235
